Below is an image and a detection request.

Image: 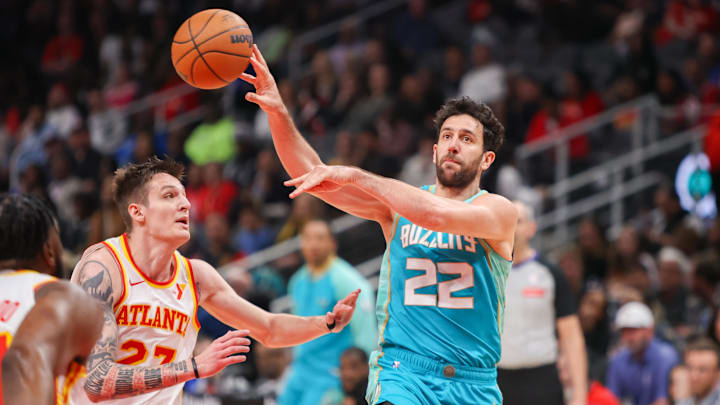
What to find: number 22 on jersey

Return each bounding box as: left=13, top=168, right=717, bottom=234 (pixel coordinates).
left=404, top=258, right=474, bottom=309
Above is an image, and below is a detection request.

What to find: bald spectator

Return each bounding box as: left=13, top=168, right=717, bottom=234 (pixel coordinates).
left=606, top=302, right=679, bottom=405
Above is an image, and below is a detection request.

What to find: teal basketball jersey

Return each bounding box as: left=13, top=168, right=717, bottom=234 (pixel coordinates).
left=371, top=185, right=512, bottom=370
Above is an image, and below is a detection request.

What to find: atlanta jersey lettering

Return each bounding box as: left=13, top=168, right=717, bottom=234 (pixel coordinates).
left=70, top=234, right=200, bottom=405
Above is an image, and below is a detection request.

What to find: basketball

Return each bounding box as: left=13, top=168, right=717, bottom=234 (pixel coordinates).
left=171, top=9, right=253, bottom=90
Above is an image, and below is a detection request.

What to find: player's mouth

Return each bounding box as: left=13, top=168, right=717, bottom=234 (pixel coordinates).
left=175, top=217, right=190, bottom=228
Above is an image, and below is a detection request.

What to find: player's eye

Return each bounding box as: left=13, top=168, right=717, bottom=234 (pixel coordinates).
left=463, top=136, right=471, bottom=142
left=165, top=193, right=173, bottom=199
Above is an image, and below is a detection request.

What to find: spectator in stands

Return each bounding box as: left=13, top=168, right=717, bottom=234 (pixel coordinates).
left=68, top=124, right=102, bottom=189
left=459, top=30, right=506, bottom=105
left=87, top=88, right=127, bottom=156
left=398, top=135, right=436, bottom=187
left=47, top=150, right=82, bottom=223
left=232, top=204, right=276, bottom=256
left=647, top=182, right=703, bottom=251
left=202, top=212, right=238, bottom=267
left=579, top=217, right=610, bottom=284
left=104, top=62, right=139, bottom=109
left=608, top=226, right=659, bottom=292
left=654, top=246, right=704, bottom=343
left=251, top=148, right=288, bottom=205
left=693, top=254, right=720, bottom=316
left=606, top=301, right=679, bottom=405
left=393, top=0, right=441, bottom=63
left=441, top=45, right=466, bottom=99
left=41, top=8, right=84, bottom=78
left=184, top=101, right=237, bottom=165
left=342, top=63, right=393, bottom=132
left=676, top=338, right=720, bottom=405
left=279, top=219, right=376, bottom=405
left=558, top=246, right=586, bottom=298
left=87, top=175, right=124, bottom=246
left=579, top=287, right=611, bottom=383
left=498, top=201, right=587, bottom=405
left=194, top=162, right=237, bottom=224
left=249, top=342, right=292, bottom=402
left=323, top=347, right=370, bottom=405
left=45, top=83, right=81, bottom=140
left=276, top=194, right=325, bottom=243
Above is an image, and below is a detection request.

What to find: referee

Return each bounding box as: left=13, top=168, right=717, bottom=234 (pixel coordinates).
left=498, top=201, right=588, bottom=405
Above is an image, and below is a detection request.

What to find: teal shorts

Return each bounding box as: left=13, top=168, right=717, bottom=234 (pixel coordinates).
left=367, top=348, right=502, bottom=405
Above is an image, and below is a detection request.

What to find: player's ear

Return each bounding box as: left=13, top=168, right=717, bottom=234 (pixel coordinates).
left=128, top=202, right=145, bottom=225
left=480, top=151, right=495, bottom=171
left=432, top=144, right=438, bottom=164
left=41, top=236, right=58, bottom=275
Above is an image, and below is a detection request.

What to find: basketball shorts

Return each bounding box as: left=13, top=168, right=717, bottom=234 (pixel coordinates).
left=367, top=348, right=502, bottom=405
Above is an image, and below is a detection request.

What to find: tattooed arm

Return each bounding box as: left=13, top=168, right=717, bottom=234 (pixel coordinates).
left=71, top=245, right=250, bottom=402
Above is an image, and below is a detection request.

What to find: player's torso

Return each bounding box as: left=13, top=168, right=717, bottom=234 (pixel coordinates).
left=376, top=188, right=511, bottom=368
left=71, top=234, right=200, bottom=405
left=0, top=270, right=82, bottom=404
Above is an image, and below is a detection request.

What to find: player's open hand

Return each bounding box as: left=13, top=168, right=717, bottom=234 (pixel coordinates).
left=240, top=45, right=284, bottom=113
left=326, top=289, right=361, bottom=333
left=284, top=165, right=356, bottom=198
left=193, top=329, right=250, bottom=378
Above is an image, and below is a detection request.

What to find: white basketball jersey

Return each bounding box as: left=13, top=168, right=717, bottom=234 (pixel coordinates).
left=70, top=234, right=200, bottom=405
left=0, top=270, right=83, bottom=404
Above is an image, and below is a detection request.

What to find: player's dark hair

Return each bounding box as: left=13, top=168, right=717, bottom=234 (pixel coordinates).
left=432, top=96, right=505, bottom=153
left=112, top=156, right=185, bottom=231
left=342, top=347, right=369, bottom=362
left=0, top=194, right=57, bottom=261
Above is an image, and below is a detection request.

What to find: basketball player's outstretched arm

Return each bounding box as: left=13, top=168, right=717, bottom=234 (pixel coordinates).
left=2, top=281, right=103, bottom=405
left=286, top=165, right=518, bottom=247
left=240, top=45, right=393, bottom=228
left=71, top=246, right=251, bottom=402
left=192, top=259, right=360, bottom=347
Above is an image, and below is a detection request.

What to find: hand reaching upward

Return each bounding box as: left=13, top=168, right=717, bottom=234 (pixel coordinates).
left=240, top=44, right=285, bottom=113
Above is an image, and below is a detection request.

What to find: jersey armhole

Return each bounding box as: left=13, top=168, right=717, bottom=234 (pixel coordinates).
left=184, top=256, right=201, bottom=331
left=101, top=241, right=129, bottom=312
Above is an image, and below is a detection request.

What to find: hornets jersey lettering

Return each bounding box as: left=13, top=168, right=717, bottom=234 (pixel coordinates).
left=70, top=234, right=200, bottom=405
left=371, top=186, right=512, bottom=370
left=0, top=270, right=82, bottom=405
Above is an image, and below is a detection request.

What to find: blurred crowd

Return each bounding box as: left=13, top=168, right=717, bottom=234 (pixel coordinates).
left=1, top=0, right=720, bottom=404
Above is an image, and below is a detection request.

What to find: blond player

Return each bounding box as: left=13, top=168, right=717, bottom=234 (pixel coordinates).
left=0, top=194, right=103, bottom=405
left=69, top=157, right=360, bottom=404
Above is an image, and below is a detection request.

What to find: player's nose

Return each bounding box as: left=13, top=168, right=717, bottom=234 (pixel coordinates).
left=179, top=195, right=191, bottom=211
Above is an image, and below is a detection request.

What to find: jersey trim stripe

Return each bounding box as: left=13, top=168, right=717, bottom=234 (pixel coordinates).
left=120, top=233, right=179, bottom=288
left=58, top=362, right=84, bottom=404
left=102, top=241, right=128, bottom=312
left=183, top=256, right=201, bottom=331
left=1, top=269, right=38, bottom=277
left=33, top=278, right=58, bottom=293
left=372, top=213, right=400, bottom=396
left=479, top=242, right=502, bottom=338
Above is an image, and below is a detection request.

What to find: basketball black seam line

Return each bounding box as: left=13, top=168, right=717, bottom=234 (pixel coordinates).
left=173, top=24, right=249, bottom=64
left=173, top=10, right=221, bottom=44
left=188, top=17, right=229, bottom=84
left=189, top=53, right=200, bottom=85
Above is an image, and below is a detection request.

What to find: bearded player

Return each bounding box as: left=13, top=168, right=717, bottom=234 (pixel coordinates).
left=243, top=44, right=517, bottom=405
left=69, top=158, right=360, bottom=404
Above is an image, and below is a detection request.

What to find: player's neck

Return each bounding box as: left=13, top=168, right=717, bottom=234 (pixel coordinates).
left=307, top=255, right=336, bottom=276
left=0, top=259, right=52, bottom=275
left=434, top=182, right=480, bottom=201
left=125, top=231, right=176, bottom=282
left=513, top=245, right=536, bottom=264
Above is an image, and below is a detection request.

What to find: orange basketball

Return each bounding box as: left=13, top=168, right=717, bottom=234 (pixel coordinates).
left=171, top=9, right=253, bottom=90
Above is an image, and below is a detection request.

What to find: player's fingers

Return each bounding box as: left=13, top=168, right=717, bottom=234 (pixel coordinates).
left=254, top=44, right=268, bottom=66
left=219, top=345, right=250, bottom=358
left=289, top=187, right=307, bottom=199
left=220, top=337, right=252, bottom=349
left=326, top=311, right=335, bottom=324
left=283, top=175, right=306, bottom=186
left=239, top=72, right=256, bottom=84
left=223, top=354, right=247, bottom=366
left=215, top=330, right=235, bottom=344
left=248, top=55, right=269, bottom=76
left=340, top=289, right=360, bottom=305
left=245, top=92, right=260, bottom=104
